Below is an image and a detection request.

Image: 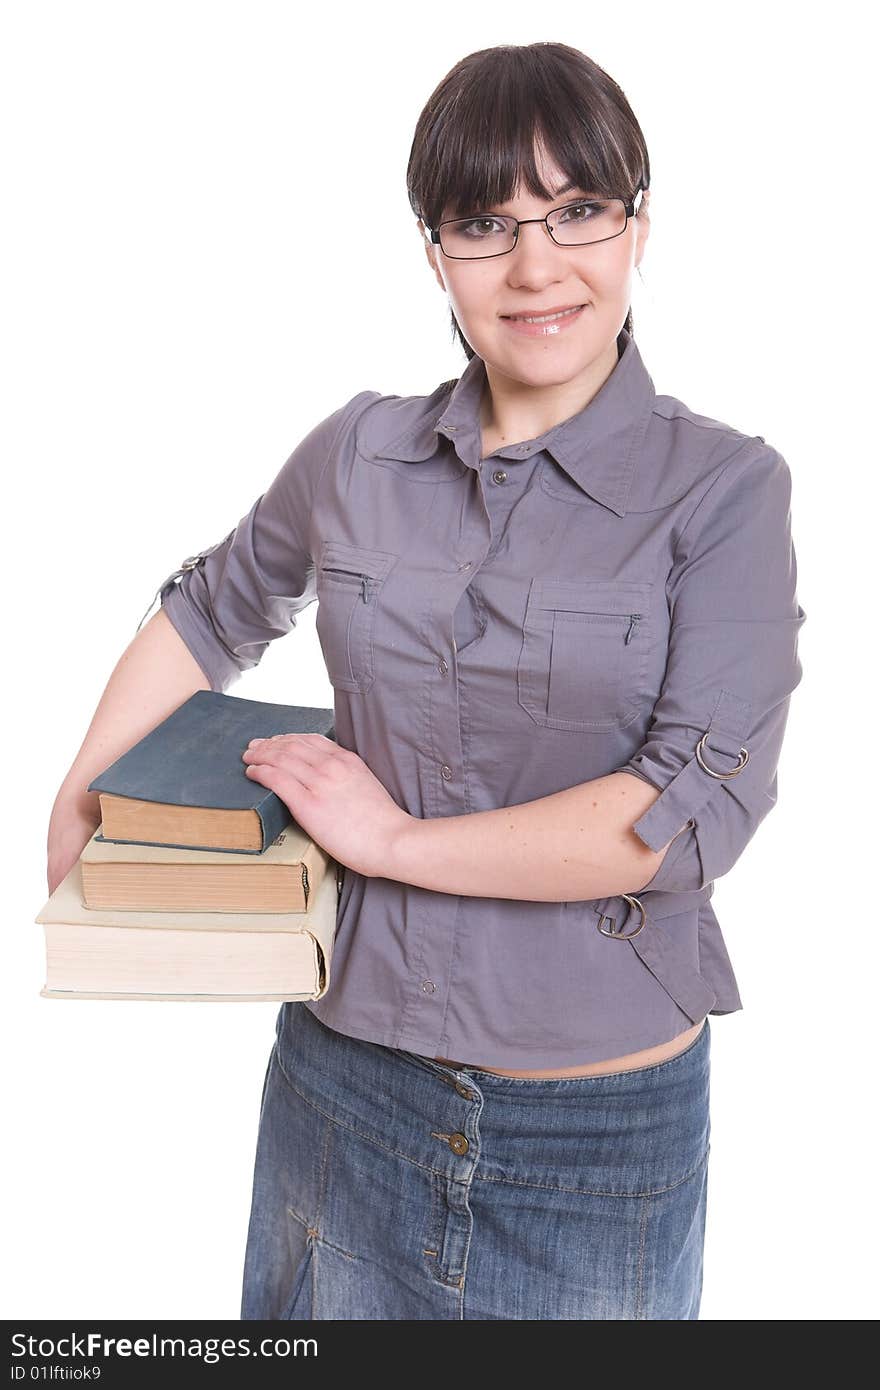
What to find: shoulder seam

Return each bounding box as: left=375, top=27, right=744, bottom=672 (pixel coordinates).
left=676, top=433, right=769, bottom=548
left=651, top=402, right=754, bottom=442
left=357, top=378, right=459, bottom=451
left=310, top=390, right=382, bottom=531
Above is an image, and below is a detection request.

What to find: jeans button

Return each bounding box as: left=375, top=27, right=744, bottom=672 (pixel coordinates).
left=449, top=1132, right=469, bottom=1155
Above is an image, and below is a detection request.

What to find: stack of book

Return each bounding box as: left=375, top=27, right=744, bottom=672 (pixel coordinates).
left=35, top=691, right=343, bottom=1002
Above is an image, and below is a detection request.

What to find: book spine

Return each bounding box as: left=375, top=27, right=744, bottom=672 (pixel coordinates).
left=254, top=795, right=295, bottom=851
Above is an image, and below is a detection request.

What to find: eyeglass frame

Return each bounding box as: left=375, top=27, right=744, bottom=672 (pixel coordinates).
left=424, top=186, right=646, bottom=260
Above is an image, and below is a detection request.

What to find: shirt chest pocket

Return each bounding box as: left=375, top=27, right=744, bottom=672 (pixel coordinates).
left=517, top=578, right=654, bottom=732
left=315, top=541, right=398, bottom=693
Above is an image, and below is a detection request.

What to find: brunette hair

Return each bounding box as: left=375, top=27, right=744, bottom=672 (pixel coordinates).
left=406, top=42, right=650, bottom=361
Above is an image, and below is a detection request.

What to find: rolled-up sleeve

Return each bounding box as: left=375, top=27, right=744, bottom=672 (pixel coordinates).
left=621, top=441, right=806, bottom=895
left=139, top=390, right=379, bottom=692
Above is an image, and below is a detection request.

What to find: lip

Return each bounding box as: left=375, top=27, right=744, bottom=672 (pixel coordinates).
left=501, top=303, right=588, bottom=337
left=501, top=302, right=586, bottom=318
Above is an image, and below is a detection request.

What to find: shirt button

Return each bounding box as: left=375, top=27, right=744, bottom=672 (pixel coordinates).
left=440, top=764, right=453, bottom=780
left=492, top=469, right=508, bottom=484
left=449, top=1133, right=469, bottom=1155
left=438, top=657, right=449, bottom=675
left=455, top=1081, right=475, bottom=1099
left=421, top=979, right=436, bottom=994
left=458, top=560, right=472, bottom=570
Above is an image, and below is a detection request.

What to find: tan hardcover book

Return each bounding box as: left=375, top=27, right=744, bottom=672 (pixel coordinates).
left=79, top=824, right=329, bottom=914
left=35, top=856, right=342, bottom=1001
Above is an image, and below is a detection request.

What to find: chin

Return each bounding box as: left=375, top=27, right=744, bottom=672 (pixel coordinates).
left=497, top=333, right=593, bottom=366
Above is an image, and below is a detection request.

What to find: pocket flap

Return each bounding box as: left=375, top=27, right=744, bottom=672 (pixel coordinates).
left=528, top=578, right=652, bottom=616
left=319, top=540, right=397, bottom=583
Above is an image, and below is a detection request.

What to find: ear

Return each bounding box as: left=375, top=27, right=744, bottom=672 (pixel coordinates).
left=417, top=218, right=446, bottom=292
left=634, top=190, right=651, bottom=268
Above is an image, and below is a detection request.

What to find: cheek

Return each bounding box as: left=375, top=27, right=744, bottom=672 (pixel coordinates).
left=572, top=247, right=630, bottom=298
left=445, top=266, right=504, bottom=318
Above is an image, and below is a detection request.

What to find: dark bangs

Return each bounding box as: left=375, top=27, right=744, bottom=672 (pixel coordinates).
left=406, top=42, right=651, bottom=357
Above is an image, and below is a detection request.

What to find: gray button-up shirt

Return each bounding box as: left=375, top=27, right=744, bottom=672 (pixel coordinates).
left=148, top=326, right=806, bottom=1067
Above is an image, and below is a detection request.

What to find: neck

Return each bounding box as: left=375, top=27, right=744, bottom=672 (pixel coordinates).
left=479, top=335, right=621, bottom=446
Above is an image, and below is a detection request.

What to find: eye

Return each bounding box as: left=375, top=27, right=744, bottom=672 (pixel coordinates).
left=458, top=216, right=508, bottom=238
left=559, top=201, right=600, bottom=223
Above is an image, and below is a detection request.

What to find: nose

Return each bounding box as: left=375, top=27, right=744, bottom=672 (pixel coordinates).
left=505, top=220, right=572, bottom=286
left=514, top=219, right=559, bottom=249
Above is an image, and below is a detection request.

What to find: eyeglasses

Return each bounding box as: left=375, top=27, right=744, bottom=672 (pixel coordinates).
left=425, top=189, right=644, bottom=260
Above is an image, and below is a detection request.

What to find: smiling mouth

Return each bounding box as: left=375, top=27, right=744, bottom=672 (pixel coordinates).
left=502, top=305, right=587, bottom=324
left=500, top=304, right=589, bottom=337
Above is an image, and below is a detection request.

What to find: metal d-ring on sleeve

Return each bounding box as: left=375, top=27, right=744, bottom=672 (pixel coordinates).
left=695, top=733, right=750, bottom=778
left=135, top=551, right=213, bottom=636
left=596, top=893, right=647, bottom=940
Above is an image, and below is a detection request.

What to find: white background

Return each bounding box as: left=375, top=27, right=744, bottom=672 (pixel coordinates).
left=3, top=0, right=874, bottom=1321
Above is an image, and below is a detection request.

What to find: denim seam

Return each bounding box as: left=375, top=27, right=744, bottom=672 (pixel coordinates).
left=456, top=1182, right=476, bottom=1319
left=636, top=1194, right=651, bottom=1319
left=315, top=1108, right=334, bottom=1237
left=281, top=1099, right=336, bottom=1247
left=472, top=1146, right=710, bottom=1199
left=285, top=1213, right=358, bottom=1265
left=275, top=1045, right=461, bottom=1180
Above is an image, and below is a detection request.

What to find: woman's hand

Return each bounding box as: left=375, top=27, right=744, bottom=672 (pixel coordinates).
left=242, top=734, right=413, bottom=879
left=47, top=801, right=102, bottom=896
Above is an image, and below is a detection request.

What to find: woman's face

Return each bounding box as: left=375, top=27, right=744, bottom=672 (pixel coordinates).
left=418, top=151, right=650, bottom=389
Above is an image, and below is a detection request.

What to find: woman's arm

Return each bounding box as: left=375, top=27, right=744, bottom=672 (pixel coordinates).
left=387, top=770, right=673, bottom=901
left=46, top=609, right=210, bottom=893
left=388, top=443, right=805, bottom=904
left=46, top=391, right=381, bottom=895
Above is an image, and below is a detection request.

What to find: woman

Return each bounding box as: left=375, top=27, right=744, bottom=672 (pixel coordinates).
left=47, top=42, right=805, bottom=1319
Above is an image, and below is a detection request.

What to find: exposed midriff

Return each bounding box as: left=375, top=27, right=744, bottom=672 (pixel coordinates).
left=433, top=1018, right=706, bottom=1078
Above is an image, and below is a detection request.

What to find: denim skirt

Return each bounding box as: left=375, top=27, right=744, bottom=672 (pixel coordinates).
left=240, top=1000, right=711, bottom=1320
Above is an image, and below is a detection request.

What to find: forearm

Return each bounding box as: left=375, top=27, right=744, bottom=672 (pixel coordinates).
left=388, top=771, right=676, bottom=902
left=50, top=607, right=211, bottom=827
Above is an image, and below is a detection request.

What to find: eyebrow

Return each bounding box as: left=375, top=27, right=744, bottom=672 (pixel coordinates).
left=464, top=184, right=592, bottom=218
left=503, top=182, right=591, bottom=207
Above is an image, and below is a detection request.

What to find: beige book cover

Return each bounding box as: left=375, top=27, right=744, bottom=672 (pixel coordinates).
left=35, top=855, right=342, bottom=1001
left=80, top=823, right=329, bottom=914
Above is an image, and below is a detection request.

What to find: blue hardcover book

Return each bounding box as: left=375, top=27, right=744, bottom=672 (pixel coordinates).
left=87, top=690, right=336, bottom=854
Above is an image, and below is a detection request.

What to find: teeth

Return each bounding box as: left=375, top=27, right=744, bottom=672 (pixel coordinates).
left=508, top=306, right=582, bottom=324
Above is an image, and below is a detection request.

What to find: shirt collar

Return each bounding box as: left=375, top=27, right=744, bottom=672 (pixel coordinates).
left=370, top=325, right=657, bottom=518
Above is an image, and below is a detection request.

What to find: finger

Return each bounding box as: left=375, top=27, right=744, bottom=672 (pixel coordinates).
left=243, top=735, right=336, bottom=770
left=247, top=732, right=337, bottom=744
left=245, top=733, right=339, bottom=755
left=245, top=758, right=319, bottom=797
left=272, top=732, right=344, bottom=757
left=242, top=743, right=326, bottom=791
